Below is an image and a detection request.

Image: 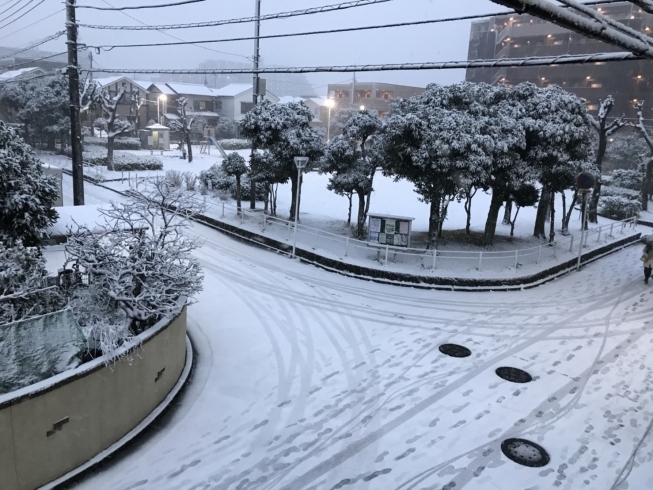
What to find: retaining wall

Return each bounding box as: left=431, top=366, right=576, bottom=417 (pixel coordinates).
left=0, top=307, right=187, bottom=490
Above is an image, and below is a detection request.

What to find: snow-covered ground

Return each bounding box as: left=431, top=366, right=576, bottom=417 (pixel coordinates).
left=59, top=213, right=653, bottom=490
left=36, top=171, right=653, bottom=490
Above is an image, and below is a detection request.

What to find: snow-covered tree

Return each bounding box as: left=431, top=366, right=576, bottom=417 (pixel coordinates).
left=604, top=132, right=648, bottom=172
left=612, top=168, right=643, bottom=191
left=222, top=152, right=248, bottom=211
left=65, top=177, right=204, bottom=345
left=128, top=88, right=143, bottom=128
left=632, top=101, right=653, bottom=211
left=0, top=121, right=58, bottom=247
left=506, top=184, right=539, bottom=238
left=215, top=114, right=235, bottom=139
left=169, top=96, right=195, bottom=163
left=250, top=150, right=283, bottom=215
left=514, top=83, right=593, bottom=241
left=240, top=100, right=324, bottom=220
left=587, top=95, right=626, bottom=223
left=0, top=242, right=65, bottom=324
left=99, top=83, right=132, bottom=169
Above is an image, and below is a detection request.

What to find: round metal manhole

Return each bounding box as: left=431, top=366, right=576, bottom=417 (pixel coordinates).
left=501, top=438, right=550, bottom=467
left=495, top=367, right=533, bottom=383
left=438, top=344, right=472, bottom=358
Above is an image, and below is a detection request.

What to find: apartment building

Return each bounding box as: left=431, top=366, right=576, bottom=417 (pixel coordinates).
left=465, top=1, right=653, bottom=116
left=326, top=82, right=425, bottom=118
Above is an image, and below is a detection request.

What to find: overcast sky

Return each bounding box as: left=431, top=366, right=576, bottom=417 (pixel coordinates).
left=9, top=0, right=504, bottom=92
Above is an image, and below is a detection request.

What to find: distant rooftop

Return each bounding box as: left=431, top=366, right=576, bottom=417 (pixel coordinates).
left=212, top=83, right=252, bottom=97
left=166, top=82, right=215, bottom=97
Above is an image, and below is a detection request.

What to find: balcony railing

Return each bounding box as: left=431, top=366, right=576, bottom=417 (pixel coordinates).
left=496, top=25, right=512, bottom=44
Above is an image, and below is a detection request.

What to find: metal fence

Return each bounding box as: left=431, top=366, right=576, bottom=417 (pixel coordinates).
left=208, top=200, right=639, bottom=274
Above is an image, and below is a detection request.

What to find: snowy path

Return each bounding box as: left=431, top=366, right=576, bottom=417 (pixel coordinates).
left=65, top=216, right=653, bottom=490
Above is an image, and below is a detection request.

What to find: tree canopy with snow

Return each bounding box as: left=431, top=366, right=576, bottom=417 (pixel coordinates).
left=97, top=84, right=133, bottom=169
left=222, top=152, right=248, bottom=211
left=169, top=97, right=195, bottom=163
left=0, top=121, right=59, bottom=247
left=240, top=99, right=324, bottom=219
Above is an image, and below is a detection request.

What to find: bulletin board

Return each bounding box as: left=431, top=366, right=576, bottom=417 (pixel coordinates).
left=367, top=213, right=414, bottom=248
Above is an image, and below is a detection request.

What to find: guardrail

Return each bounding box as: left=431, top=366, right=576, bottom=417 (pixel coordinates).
left=208, top=200, right=639, bottom=275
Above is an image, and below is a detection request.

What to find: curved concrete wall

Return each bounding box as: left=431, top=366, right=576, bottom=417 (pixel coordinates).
left=0, top=307, right=187, bottom=490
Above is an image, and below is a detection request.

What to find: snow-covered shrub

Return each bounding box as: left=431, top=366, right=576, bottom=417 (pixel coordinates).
left=601, top=185, right=640, bottom=200
left=182, top=171, right=197, bottom=191
left=84, top=136, right=141, bottom=150
left=0, top=121, right=59, bottom=247
left=111, top=154, right=163, bottom=171
left=198, top=163, right=264, bottom=201
left=611, top=169, right=642, bottom=191
left=599, top=194, right=641, bottom=220
left=165, top=170, right=184, bottom=188
left=65, top=178, right=204, bottom=347
left=218, top=139, right=250, bottom=150
left=0, top=242, right=65, bottom=324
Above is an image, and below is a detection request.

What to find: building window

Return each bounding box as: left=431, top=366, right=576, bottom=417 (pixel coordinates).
left=587, top=104, right=598, bottom=110
left=590, top=83, right=602, bottom=88
left=194, top=100, right=213, bottom=111
left=241, top=102, right=254, bottom=114
left=215, top=100, right=223, bottom=111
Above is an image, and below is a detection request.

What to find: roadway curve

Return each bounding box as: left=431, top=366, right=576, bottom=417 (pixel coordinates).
left=62, top=176, right=653, bottom=490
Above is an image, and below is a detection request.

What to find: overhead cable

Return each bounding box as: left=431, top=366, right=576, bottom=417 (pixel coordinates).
left=83, top=52, right=644, bottom=76
left=77, top=0, right=394, bottom=30
left=0, top=0, right=45, bottom=31
left=0, top=51, right=67, bottom=71
left=76, top=0, right=206, bottom=10
left=88, top=15, right=521, bottom=50
left=0, top=31, right=65, bottom=61
left=0, top=8, right=64, bottom=41
left=97, top=0, right=249, bottom=60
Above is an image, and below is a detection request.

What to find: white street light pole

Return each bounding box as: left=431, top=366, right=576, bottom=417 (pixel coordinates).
left=325, top=98, right=335, bottom=143
left=292, top=156, right=309, bottom=258
left=158, top=94, right=167, bottom=125
left=577, top=190, right=590, bottom=271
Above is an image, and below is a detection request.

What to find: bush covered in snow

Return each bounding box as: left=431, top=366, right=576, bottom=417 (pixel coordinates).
left=601, top=185, right=641, bottom=200
left=112, top=154, right=163, bottom=171
left=0, top=121, right=59, bottom=247
left=65, top=178, right=204, bottom=354
left=198, top=163, right=264, bottom=201
left=218, top=139, right=250, bottom=150
left=599, top=194, right=642, bottom=220
left=611, top=169, right=642, bottom=191
left=85, top=136, right=141, bottom=150
left=0, top=242, right=65, bottom=324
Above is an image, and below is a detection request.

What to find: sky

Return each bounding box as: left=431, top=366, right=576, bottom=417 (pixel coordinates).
left=5, top=0, right=505, bottom=94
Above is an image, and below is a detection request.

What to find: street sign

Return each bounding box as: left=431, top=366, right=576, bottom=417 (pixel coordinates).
left=576, top=172, right=596, bottom=191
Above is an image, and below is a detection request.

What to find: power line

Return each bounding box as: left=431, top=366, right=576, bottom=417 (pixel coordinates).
left=0, top=0, right=39, bottom=25
left=0, top=51, right=67, bottom=70
left=97, top=0, right=249, bottom=60
left=0, top=0, right=45, bottom=31
left=0, top=71, right=56, bottom=85
left=77, top=0, right=394, bottom=30
left=84, top=51, right=645, bottom=76
left=0, top=31, right=65, bottom=61
left=0, top=7, right=64, bottom=42
left=76, top=0, right=206, bottom=10
left=87, top=15, right=517, bottom=51
left=0, top=0, right=23, bottom=18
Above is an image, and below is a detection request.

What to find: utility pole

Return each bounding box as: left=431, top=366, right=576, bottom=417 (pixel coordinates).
left=351, top=69, right=357, bottom=108
left=249, top=0, right=261, bottom=210
left=88, top=51, right=93, bottom=80
left=66, top=0, right=84, bottom=205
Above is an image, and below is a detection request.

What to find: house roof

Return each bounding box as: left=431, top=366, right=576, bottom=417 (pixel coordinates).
left=0, top=67, right=44, bottom=81
left=145, top=123, right=169, bottom=130
left=187, top=111, right=220, bottom=118
left=93, top=76, right=124, bottom=87
left=150, top=82, right=176, bottom=95
left=166, top=82, right=215, bottom=97
left=278, top=95, right=304, bottom=105
left=212, top=83, right=251, bottom=97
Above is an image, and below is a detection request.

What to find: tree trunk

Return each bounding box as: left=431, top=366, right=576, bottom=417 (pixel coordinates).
left=502, top=199, right=512, bottom=225
left=235, top=174, right=242, bottom=211
left=364, top=168, right=375, bottom=218
left=510, top=207, right=520, bottom=237
left=438, top=197, right=450, bottom=238
left=549, top=190, right=556, bottom=243
left=561, top=191, right=568, bottom=235
left=47, top=134, right=55, bottom=151
left=482, top=188, right=504, bottom=247
left=107, top=135, right=115, bottom=170
left=427, top=196, right=441, bottom=250
left=643, top=159, right=653, bottom=212
left=533, top=185, right=550, bottom=239
left=264, top=183, right=269, bottom=214
left=562, top=189, right=577, bottom=235
left=272, top=183, right=278, bottom=216
left=580, top=193, right=588, bottom=230
left=589, top=131, right=607, bottom=223
left=356, top=191, right=366, bottom=238
left=289, top=172, right=302, bottom=221
left=464, top=192, right=473, bottom=235
left=186, top=133, right=193, bottom=162
left=347, top=192, right=353, bottom=225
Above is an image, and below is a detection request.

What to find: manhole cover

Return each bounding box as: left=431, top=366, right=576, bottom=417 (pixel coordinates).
left=495, top=367, right=533, bottom=383
left=438, top=344, right=471, bottom=358
left=501, top=438, right=550, bottom=467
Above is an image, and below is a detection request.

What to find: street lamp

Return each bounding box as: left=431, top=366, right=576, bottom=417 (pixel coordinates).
left=325, top=98, right=335, bottom=142
left=292, top=156, right=309, bottom=258
left=360, top=105, right=365, bottom=111
left=157, top=94, right=167, bottom=125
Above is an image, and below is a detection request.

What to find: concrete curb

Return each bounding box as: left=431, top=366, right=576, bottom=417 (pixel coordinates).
left=40, top=335, right=194, bottom=490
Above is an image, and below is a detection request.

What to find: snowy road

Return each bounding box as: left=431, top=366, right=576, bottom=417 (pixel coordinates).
left=59, top=210, right=653, bottom=490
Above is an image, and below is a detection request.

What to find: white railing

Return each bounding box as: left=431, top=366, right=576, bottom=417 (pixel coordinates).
left=206, top=200, right=639, bottom=275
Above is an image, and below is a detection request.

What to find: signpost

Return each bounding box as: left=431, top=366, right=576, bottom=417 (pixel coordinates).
left=576, top=172, right=596, bottom=271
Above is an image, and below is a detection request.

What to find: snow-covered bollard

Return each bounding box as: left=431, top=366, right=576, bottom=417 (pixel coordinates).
left=536, top=245, right=542, bottom=264
left=313, top=228, right=318, bottom=250
left=384, top=245, right=389, bottom=265
left=514, top=249, right=519, bottom=269
left=597, top=228, right=602, bottom=243
left=432, top=249, right=437, bottom=270
left=221, top=202, right=224, bottom=218
left=477, top=251, right=483, bottom=271
left=569, top=235, right=574, bottom=252
left=261, top=213, right=266, bottom=232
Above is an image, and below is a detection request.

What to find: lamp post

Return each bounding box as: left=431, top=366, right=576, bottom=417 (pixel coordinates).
left=158, top=94, right=167, bottom=125
left=325, top=98, right=335, bottom=143
left=360, top=105, right=365, bottom=111
left=292, top=156, right=309, bottom=258
left=575, top=172, right=596, bottom=271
